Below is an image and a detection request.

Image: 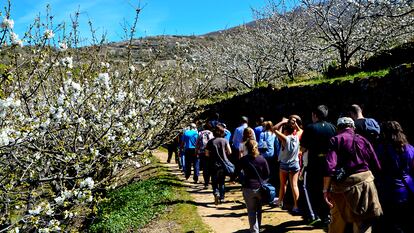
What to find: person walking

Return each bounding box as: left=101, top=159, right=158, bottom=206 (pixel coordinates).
left=274, top=118, right=302, bottom=214
left=181, top=123, right=199, bottom=183
left=196, top=122, right=215, bottom=189
left=239, top=139, right=270, bottom=233
left=167, top=133, right=180, bottom=167
left=254, top=117, right=265, bottom=143
left=258, top=121, right=278, bottom=189
left=300, top=105, right=337, bottom=227
left=347, top=104, right=380, bottom=147
left=231, top=116, right=251, bottom=182
left=376, top=121, right=414, bottom=233
left=239, top=127, right=256, bottom=158
left=205, top=124, right=232, bottom=204
left=323, top=117, right=382, bottom=233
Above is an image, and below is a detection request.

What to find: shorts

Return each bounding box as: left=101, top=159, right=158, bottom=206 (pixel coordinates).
left=279, top=161, right=300, bottom=172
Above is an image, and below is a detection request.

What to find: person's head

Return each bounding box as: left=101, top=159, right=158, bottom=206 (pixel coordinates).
left=241, top=116, right=249, bottom=125
left=242, top=127, right=255, bottom=141
left=282, top=122, right=295, bottom=135
left=380, top=121, right=408, bottom=153
left=218, top=122, right=227, bottom=129
left=312, top=105, right=329, bottom=122
left=189, top=123, right=197, bottom=130
left=256, top=117, right=264, bottom=126
left=288, top=114, right=302, bottom=128
left=347, top=104, right=363, bottom=120
left=263, top=121, right=273, bottom=132
left=245, top=139, right=260, bottom=157
left=213, top=124, right=225, bottom=138
left=336, top=117, right=355, bottom=130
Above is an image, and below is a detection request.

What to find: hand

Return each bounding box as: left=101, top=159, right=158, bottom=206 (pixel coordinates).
left=323, top=191, right=334, bottom=209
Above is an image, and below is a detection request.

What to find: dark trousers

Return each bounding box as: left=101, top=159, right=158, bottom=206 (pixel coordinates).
left=167, top=145, right=179, bottom=166
left=264, top=156, right=279, bottom=190
left=211, top=168, right=226, bottom=199
left=301, top=168, right=330, bottom=222
left=229, top=147, right=240, bottom=181
left=200, top=153, right=210, bottom=186
left=184, top=149, right=199, bottom=182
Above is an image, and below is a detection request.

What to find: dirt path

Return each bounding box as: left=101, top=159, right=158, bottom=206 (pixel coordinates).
left=154, top=150, right=325, bottom=233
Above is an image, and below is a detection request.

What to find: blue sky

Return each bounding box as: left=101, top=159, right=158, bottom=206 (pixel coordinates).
left=9, top=0, right=267, bottom=43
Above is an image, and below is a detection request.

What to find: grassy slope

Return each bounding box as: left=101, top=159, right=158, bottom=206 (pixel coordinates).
left=89, top=157, right=211, bottom=233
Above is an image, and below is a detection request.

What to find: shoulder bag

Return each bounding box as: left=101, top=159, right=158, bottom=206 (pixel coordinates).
left=216, top=143, right=235, bottom=175
left=248, top=161, right=276, bottom=204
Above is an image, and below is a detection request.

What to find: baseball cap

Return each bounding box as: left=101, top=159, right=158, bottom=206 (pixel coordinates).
left=337, top=117, right=354, bottom=127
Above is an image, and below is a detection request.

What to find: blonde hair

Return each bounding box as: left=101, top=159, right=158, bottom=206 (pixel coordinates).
left=242, top=127, right=255, bottom=141
left=245, top=139, right=260, bottom=157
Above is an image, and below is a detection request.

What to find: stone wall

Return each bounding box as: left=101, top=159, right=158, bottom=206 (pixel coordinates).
left=204, top=64, right=414, bottom=142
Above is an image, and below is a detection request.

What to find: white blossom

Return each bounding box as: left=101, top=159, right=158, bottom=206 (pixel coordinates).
left=54, top=196, right=65, bottom=206
left=148, top=120, right=156, bottom=127
left=129, top=65, right=136, bottom=72
left=9, top=32, right=22, bottom=47
left=61, top=57, right=73, bottom=69
left=0, top=130, right=10, bottom=146
left=96, top=73, right=110, bottom=88
left=100, top=62, right=110, bottom=68
left=115, top=91, right=126, bottom=102
left=59, top=42, right=68, bottom=51
left=44, top=29, right=54, bottom=39
left=80, top=177, right=94, bottom=190
left=1, top=18, right=14, bottom=29
left=28, top=205, right=42, bottom=215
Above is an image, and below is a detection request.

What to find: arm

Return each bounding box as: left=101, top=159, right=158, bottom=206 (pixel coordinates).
left=294, top=122, right=303, bottom=139
left=226, top=141, right=232, bottom=155
left=323, top=176, right=334, bottom=208
left=274, top=118, right=289, bottom=142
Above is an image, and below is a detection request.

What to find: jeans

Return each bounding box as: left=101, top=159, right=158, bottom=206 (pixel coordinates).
left=211, top=168, right=225, bottom=199
left=200, top=154, right=210, bottom=186
left=184, top=149, right=200, bottom=182
left=243, top=187, right=263, bottom=233
left=167, top=146, right=179, bottom=165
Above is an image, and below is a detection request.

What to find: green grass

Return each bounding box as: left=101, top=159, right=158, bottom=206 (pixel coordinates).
left=196, top=90, right=241, bottom=106
left=289, top=69, right=390, bottom=87
left=89, top=163, right=211, bottom=233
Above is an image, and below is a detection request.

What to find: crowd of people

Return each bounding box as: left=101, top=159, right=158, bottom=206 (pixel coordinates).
left=165, top=105, right=414, bottom=233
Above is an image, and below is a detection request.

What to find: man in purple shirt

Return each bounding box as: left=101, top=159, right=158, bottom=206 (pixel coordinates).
left=323, top=117, right=382, bottom=233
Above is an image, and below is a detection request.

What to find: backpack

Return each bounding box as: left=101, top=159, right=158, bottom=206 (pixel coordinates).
left=364, top=118, right=380, bottom=137
left=197, top=130, right=214, bottom=154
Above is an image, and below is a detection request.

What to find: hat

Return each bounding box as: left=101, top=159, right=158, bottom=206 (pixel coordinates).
left=217, top=122, right=226, bottom=128
left=241, top=116, right=248, bottom=123
left=190, top=123, right=197, bottom=129
left=337, top=117, right=354, bottom=127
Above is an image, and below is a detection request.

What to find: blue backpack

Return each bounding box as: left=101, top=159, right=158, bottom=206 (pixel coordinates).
left=364, top=118, right=380, bottom=141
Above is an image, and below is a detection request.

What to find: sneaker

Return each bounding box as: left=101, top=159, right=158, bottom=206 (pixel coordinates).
left=214, top=195, right=219, bottom=205
left=308, top=217, right=322, bottom=226
left=291, top=207, right=301, bottom=215
left=274, top=199, right=283, bottom=208
left=219, top=198, right=225, bottom=204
